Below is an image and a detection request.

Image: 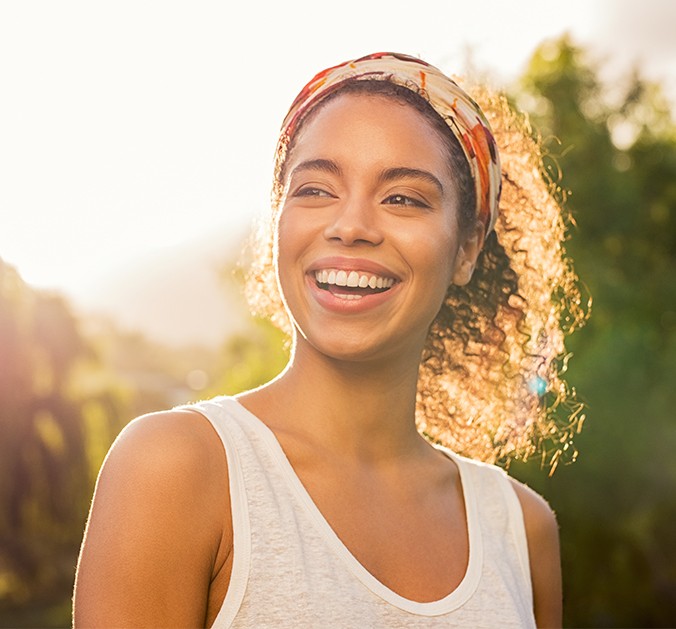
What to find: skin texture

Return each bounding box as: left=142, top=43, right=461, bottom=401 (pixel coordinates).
left=73, top=94, right=562, bottom=628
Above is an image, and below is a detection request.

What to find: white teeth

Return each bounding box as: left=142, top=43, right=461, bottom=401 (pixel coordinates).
left=335, top=293, right=363, bottom=300
left=335, top=270, right=348, bottom=286
left=314, top=267, right=397, bottom=291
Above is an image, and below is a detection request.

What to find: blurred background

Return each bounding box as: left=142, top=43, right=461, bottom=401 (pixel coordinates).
left=1, top=1, right=675, bottom=626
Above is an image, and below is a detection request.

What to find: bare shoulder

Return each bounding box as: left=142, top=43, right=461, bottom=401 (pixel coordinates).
left=509, top=477, right=562, bottom=629
left=104, top=408, right=226, bottom=482
left=94, top=408, right=230, bottom=519
left=508, top=477, right=558, bottom=538
left=74, top=408, right=231, bottom=627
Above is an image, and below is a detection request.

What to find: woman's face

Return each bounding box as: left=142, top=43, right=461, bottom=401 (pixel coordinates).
left=276, top=93, right=481, bottom=364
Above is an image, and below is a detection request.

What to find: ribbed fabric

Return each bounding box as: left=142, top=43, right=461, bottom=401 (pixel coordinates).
left=186, top=396, right=535, bottom=628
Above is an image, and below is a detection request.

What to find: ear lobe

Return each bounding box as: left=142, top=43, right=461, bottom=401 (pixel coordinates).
left=451, top=223, right=484, bottom=286
left=451, top=256, right=476, bottom=286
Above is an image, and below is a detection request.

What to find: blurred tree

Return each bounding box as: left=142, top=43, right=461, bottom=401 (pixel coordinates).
left=509, top=35, right=676, bottom=627
left=207, top=316, right=289, bottom=397
left=0, top=261, right=138, bottom=625
left=1, top=261, right=92, bottom=618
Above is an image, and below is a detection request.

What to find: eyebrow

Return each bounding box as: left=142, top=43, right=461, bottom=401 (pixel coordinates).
left=378, top=167, right=444, bottom=194
left=288, top=160, right=444, bottom=194
left=289, top=158, right=343, bottom=179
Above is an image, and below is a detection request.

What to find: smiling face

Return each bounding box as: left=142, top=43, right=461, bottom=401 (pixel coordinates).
left=276, top=93, right=482, bottom=365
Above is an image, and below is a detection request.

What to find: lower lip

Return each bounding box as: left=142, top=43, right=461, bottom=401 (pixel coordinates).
left=306, top=275, right=400, bottom=314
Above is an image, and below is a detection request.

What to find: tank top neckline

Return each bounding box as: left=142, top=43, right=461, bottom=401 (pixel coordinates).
left=225, top=395, right=483, bottom=616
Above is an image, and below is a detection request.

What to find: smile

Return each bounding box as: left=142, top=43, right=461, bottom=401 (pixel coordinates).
left=313, top=269, right=396, bottom=300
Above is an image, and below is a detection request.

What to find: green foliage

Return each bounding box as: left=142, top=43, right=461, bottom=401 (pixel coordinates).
left=0, top=260, right=126, bottom=623
left=509, top=35, right=676, bottom=627
left=207, top=318, right=289, bottom=397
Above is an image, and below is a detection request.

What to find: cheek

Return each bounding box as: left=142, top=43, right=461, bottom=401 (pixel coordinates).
left=405, top=224, right=458, bottom=286
left=274, top=209, right=309, bottom=304
left=274, top=215, right=293, bottom=293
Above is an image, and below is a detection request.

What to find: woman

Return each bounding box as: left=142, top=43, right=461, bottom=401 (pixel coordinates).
left=74, top=52, right=585, bottom=627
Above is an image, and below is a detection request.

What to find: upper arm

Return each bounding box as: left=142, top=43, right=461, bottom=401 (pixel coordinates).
left=510, top=478, right=562, bottom=629
left=73, top=409, right=231, bottom=628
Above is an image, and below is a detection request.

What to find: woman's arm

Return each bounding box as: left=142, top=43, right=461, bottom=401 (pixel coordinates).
left=73, top=410, right=231, bottom=628
left=510, top=479, right=563, bottom=629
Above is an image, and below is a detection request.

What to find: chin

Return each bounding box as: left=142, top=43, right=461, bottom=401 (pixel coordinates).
left=293, top=324, right=423, bottom=367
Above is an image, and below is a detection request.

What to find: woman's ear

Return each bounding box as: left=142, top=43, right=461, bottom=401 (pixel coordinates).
left=452, top=221, right=485, bottom=286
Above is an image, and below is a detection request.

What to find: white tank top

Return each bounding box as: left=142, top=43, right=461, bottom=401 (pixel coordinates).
left=187, top=396, right=536, bottom=628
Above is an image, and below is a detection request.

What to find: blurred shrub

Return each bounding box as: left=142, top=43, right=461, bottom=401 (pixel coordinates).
left=509, top=35, right=676, bottom=627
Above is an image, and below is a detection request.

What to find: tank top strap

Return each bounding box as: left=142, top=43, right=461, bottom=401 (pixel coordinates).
left=442, top=449, right=533, bottom=612
left=178, top=396, right=254, bottom=627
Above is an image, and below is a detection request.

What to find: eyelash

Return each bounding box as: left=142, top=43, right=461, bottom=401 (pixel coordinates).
left=382, top=194, right=430, bottom=208
left=293, top=186, right=333, bottom=198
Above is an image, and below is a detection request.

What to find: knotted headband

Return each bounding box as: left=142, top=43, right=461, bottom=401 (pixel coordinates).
left=278, top=52, right=502, bottom=235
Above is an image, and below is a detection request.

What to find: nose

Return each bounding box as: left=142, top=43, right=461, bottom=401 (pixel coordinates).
left=323, top=197, right=384, bottom=246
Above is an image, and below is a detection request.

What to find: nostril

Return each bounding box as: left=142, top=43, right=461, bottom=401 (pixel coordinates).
left=323, top=209, right=384, bottom=246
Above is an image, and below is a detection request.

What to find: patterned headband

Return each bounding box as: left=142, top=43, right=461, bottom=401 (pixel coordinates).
left=278, top=52, right=502, bottom=235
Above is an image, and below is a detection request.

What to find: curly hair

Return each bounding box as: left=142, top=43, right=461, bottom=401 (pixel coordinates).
left=244, top=79, right=588, bottom=470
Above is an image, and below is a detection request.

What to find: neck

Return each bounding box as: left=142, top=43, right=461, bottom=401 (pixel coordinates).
left=249, top=336, right=428, bottom=462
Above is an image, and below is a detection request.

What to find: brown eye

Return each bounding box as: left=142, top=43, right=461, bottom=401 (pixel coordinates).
left=382, top=194, right=429, bottom=208
left=294, top=186, right=334, bottom=198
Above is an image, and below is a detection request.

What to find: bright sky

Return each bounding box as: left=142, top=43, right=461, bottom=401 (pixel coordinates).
left=1, top=0, right=674, bottom=302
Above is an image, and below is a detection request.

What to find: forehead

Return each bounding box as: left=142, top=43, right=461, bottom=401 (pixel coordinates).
left=287, top=93, right=452, bottom=175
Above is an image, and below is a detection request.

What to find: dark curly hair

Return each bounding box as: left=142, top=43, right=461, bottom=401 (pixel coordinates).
left=245, top=78, right=588, bottom=470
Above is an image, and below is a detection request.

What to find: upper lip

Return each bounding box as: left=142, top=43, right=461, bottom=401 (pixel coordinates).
left=307, top=256, right=401, bottom=280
